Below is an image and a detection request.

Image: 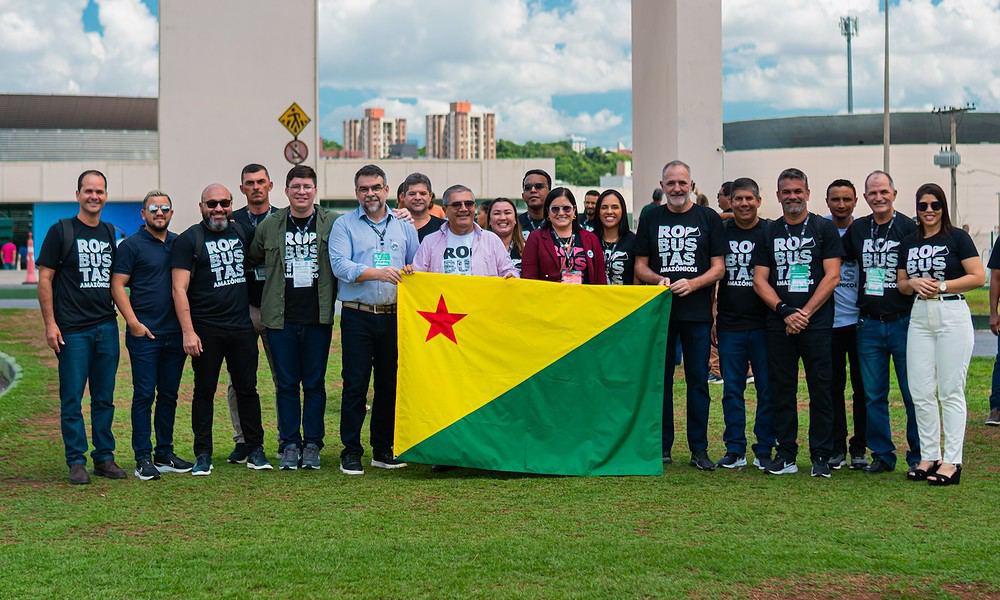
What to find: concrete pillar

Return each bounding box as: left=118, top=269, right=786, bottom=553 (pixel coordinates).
left=159, top=0, right=318, bottom=227
left=631, top=0, right=723, bottom=214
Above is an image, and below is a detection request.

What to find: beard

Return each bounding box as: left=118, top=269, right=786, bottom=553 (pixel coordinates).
left=146, top=221, right=169, bottom=233
left=204, top=217, right=229, bottom=232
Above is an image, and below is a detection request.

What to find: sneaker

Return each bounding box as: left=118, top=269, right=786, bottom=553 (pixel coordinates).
left=864, top=457, right=895, bottom=474
left=227, top=442, right=249, bottom=464
left=662, top=452, right=673, bottom=465
left=94, top=460, right=127, bottom=479
left=827, top=453, right=847, bottom=470
left=371, top=452, right=408, bottom=469
left=246, top=446, right=273, bottom=470
left=849, top=455, right=869, bottom=470
left=811, top=460, right=832, bottom=478
left=134, top=457, right=161, bottom=481
left=717, top=452, right=747, bottom=469
left=707, top=373, right=724, bottom=385
left=192, top=454, right=213, bottom=476
left=752, top=455, right=772, bottom=471
left=153, top=453, right=194, bottom=474
left=986, top=408, right=1000, bottom=426
left=768, top=459, right=798, bottom=475
left=301, top=443, right=321, bottom=470
left=68, top=463, right=91, bottom=485
left=689, top=450, right=716, bottom=471
left=340, top=453, right=364, bottom=475
left=279, top=445, right=301, bottom=471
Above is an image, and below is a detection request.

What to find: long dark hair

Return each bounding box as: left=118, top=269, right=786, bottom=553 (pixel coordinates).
left=595, top=189, right=631, bottom=239
left=487, top=197, right=525, bottom=255
left=914, top=182, right=953, bottom=237
left=542, top=187, right=580, bottom=232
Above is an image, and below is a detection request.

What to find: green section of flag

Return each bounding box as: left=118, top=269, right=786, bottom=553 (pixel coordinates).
left=399, top=292, right=671, bottom=476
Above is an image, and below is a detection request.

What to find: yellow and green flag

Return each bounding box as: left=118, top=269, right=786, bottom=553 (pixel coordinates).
left=395, top=272, right=671, bottom=476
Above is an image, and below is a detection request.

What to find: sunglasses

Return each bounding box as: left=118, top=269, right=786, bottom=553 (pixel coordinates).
left=448, top=200, right=476, bottom=209
left=203, top=199, right=232, bottom=209
left=146, top=204, right=172, bottom=214
left=549, top=205, right=574, bottom=214
left=523, top=183, right=547, bottom=192
left=917, top=201, right=943, bottom=212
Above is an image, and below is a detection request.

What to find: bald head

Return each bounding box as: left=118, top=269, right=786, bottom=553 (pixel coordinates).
left=200, top=183, right=234, bottom=231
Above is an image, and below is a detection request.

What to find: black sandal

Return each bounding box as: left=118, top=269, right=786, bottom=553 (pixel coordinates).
left=906, top=461, right=940, bottom=481
left=927, top=464, right=961, bottom=486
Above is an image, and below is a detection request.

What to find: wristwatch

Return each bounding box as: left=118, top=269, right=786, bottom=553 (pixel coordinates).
left=938, top=280, right=948, bottom=294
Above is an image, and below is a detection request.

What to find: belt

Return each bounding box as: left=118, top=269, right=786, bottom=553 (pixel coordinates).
left=342, top=301, right=397, bottom=314
left=917, top=294, right=965, bottom=302
left=860, top=311, right=907, bottom=322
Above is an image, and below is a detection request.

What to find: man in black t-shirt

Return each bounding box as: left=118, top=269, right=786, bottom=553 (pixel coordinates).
left=401, top=172, right=445, bottom=242
left=843, top=171, right=920, bottom=473
left=171, top=183, right=270, bottom=475
left=635, top=160, right=725, bottom=471
left=578, top=190, right=599, bottom=232
left=715, top=178, right=775, bottom=470
left=37, top=169, right=126, bottom=485
left=518, top=169, right=551, bottom=240
left=752, top=168, right=843, bottom=478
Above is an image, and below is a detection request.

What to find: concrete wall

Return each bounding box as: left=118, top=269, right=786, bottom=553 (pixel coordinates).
left=159, top=0, right=318, bottom=228
left=0, top=161, right=157, bottom=203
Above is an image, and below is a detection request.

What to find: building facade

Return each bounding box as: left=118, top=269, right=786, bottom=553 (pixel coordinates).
left=425, top=101, right=496, bottom=160
left=343, top=108, right=407, bottom=160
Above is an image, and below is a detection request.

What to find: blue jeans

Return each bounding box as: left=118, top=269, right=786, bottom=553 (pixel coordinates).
left=57, top=319, right=120, bottom=466
left=125, top=332, right=186, bottom=461
left=340, top=308, right=398, bottom=457
left=718, top=328, right=775, bottom=458
left=266, top=323, right=333, bottom=450
left=856, top=316, right=920, bottom=468
left=990, top=336, right=1000, bottom=410
left=663, top=320, right=712, bottom=454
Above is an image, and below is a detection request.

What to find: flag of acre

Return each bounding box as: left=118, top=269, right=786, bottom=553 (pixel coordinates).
left=395, top=272, right=672, bottom=476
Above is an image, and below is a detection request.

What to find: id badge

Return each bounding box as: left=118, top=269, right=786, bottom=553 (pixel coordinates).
left=292, top=259, right=314, bottom=288
left=788, top=263, right=810, bottom=293
left=373, top=252, right=391, bottom=268
left=865, top=267, right=886, bottom=296
left=254, top=266, right=267, bottom=281
left=562, top=270, right=583, bottom=285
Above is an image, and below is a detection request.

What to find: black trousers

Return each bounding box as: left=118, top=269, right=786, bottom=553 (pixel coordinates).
left=766, top=327, right=834, bottom=462
left=339, top=308, right=397, bottom=457
left=191, top=326, right=262, bottom=457
left=831, top=324, right=866, bottom=457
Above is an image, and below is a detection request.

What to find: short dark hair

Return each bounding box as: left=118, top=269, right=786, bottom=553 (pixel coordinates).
left=522, top=169, right=552, bottom=189
left=914, top=182, right=953, bottom=236
left=719, top=181, right=734, bottom=197
left=354, top=164, right=387, bottom=187
left=442, top=184, right=474, bottom=206
left=77, top=169, right=107, bottom=191
left=401, top=172, right=433, bottom=197
left=542, top=187, right=578, bottom=230
left=585, top=189, right=600, bottom=198
left=864, top=170, right=895, bottom=192
left=241, top=163, right=270, bottom=181
left=596, top=189, right=631, bottom=238
left=731, top=177, right=760, bottom=198
left=141, top=190, right=171, bottom=209
left=826, top=179, right=856, bottom=197
left=286, top=165, right=317, bottom=187
left=777, top=168, right=809, bottom=190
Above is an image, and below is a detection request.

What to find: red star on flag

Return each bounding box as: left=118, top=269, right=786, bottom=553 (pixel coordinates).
left=418, top=295, right=467, bottom=344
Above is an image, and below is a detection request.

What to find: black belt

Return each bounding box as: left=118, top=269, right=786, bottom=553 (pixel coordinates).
left=342, top=301, right=397, bottom=314
left=860, top=311, right=907, bottom=322
left=918, top=294, right=965, bottom=302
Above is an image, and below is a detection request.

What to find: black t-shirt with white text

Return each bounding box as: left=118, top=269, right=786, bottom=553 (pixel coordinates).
left=283, top=214, right=320, bottom=325
left=752, top=213, right=844, bottom=330
left=602, top=231, right=636, bottom=286
left=718, top=219, right=768, bottom=331
left=843, top=213, right=916, bottom=318
left=900, top=228, right=978, bottom=283
left=170, top=222, right=252, bottom=330
left=36, top=218, right=117, bottom=333
left=634, top=203, right=725, bottom=322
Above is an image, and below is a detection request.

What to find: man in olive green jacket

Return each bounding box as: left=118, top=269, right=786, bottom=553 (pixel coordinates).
left=247, top=165, right=337, bottom=470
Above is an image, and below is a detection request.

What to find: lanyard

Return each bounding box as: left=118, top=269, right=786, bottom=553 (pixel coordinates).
left=290, top=212, right=315, bottom=236
left=601, top=238, right=619, bottom=256
left=248, top=209, right=271, bottom=229
left=782, top=213, right=811, bottom=244
left=870, top=212, right=896, bottom=244
left=556, top=233, right=576, bottom=269
left=363, top=214, right=391, bottom=247
left=525, top=216, right=544, bottom=232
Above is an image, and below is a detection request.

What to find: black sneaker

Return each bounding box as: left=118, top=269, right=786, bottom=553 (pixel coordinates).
left=717, top=452, right=747, bottom=469
left=134, top=457, right=161, bottom=481
left=301, top=443, right=321, bottom=470
left=279, top=445, right=300, bottom=471
left=227, top=442, right=249, bottom=464
left=340, top=453, right=364, bottom=475
left=811, top=460, right=832, bottom=478
left=689, top=450, right=716, bottom=471
left=849, top=454, right=869, bottom=470
left=192, top=454, right=212, bottom=476
left=154, top=453, right=194, bottom=474
left=864, top=457, right=895, bottom=474
left=752, top=455, right=772, bottom=471
left=371, top=452, right=407, bottom=469
left=986, top=408, right=1000, bottom=426
left=662, top=452, right=673, bottom=465
left=827, top=453, right=847, bottom=470
left=246, top=446, right=273, bottom=471
left=767, top=458, right=798, bottom=475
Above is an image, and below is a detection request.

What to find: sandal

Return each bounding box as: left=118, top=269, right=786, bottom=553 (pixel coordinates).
left=906, top=461, right=940, bottom=482
left=927, top=464, right=962, bottom=486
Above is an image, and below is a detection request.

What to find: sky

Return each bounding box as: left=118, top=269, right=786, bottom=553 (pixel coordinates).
left=1, top=0, right=998, bottom=148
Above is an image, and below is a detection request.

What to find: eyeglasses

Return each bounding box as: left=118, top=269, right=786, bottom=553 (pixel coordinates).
left=288, top=184, right=316, bottom=192
left=917, top=201, right=943, bottom=212
left=447, top=200, right=476, bottom=209
left=549, top=205, right=574, bottom=214
left=146, top=204, right=172, bottom=214
left=203, top=199, right=232, bottom=209
left=357, top=184, right=385, bottom=194
left=523, top=183, right=547, bottom=192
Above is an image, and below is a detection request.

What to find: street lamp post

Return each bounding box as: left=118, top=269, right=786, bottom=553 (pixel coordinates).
left=839, top=16, right=858, bottom=114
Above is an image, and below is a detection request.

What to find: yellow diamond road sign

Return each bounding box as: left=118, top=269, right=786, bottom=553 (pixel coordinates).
left=278, top=102, right=311, bottom=137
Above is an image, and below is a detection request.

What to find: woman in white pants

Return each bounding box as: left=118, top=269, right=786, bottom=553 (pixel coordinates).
left=897, top=183, right=984, bottom=486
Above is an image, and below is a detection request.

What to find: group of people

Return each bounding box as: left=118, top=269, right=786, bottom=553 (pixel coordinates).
left=37, top=161, right=989, bottom=486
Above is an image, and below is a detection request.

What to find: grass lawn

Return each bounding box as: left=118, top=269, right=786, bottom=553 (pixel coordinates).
left=0, top=309, right=998, bottom=599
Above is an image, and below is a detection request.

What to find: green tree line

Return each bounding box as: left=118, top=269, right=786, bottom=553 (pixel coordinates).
left=496, top=139, right=631, bottom=186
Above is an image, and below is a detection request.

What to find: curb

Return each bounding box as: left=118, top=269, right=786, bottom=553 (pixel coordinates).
left=0, top=350, right=22, bottom=399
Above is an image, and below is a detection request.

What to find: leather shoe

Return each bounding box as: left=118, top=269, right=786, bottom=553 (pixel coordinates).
left=690, top=450, right=716, bottom=471
left=68, top=464, right=90, bottom=485
left=93, top=460, right=127, bottom=479
left=864, top=457, right=895, bottom=474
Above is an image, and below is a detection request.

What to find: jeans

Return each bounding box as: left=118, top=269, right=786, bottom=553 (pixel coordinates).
left=990, top=335, right=1000, bottom=410
left=266, top=323, right=333, bottom=450
left=227, top=303, right=278, bottom=443
left=340, top=308, right=398, bottom=457
left=856, top=316, right=920, bottom=469
left=718, top=328, right=775, bottom=458
left=57, top=319, right=119, bottom=466
left=663, top=320, right=712, bottom=455
left=766, top=327, right=834, bottom=462
left=831, top=324, right=866, bottom=457
left=191, top=326, right=263, bottom=457
left=125, top=332, right=187, bottom=461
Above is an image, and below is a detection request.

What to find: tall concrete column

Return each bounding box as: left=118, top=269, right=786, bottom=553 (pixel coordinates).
left=159, top=0, right=318, bottom=227
left=631, top=0, right=723, bottom=213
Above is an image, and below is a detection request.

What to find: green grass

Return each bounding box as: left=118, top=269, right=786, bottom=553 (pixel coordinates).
left=965, top=286, right=990, bottom=315
left=0, top=285, right=40, bottom=299
left=1, top=309, right=998, bottom=599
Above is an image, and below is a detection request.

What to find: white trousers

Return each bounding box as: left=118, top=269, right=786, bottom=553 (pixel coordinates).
left=905, top=298, right=972, bottom=464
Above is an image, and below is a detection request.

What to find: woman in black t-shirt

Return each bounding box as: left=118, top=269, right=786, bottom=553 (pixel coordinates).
left=897, top=183, right=985, bottom=485
left=487, top=197, right=524, bottom=275
left=595, top=190, right=636, bottom=286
